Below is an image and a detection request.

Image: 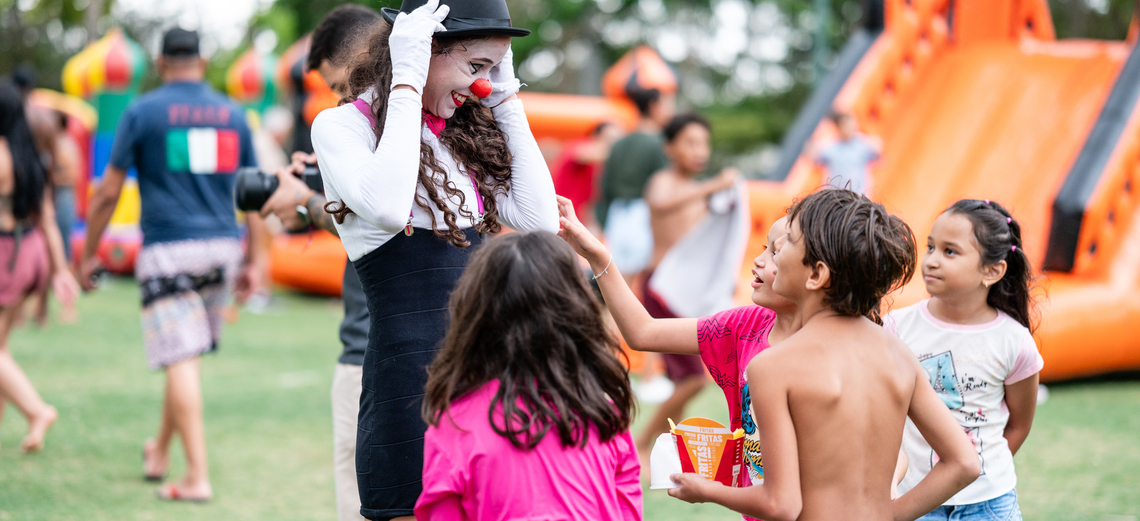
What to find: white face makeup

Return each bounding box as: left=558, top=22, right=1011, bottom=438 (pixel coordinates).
left=422, top=37, right=510, bottom=119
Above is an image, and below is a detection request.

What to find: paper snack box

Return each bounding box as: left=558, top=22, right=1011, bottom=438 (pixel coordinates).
left=670, top=417, right=745, bottom=487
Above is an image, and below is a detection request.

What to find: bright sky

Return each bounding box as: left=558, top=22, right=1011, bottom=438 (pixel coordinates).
left=113, top=0, right=268, bottom=56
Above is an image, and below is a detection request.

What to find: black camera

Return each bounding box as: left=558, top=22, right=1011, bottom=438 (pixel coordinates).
left=234, top=166, right=324, bottom=212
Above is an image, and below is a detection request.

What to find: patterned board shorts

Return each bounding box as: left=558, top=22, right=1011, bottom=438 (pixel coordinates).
left=135, top=238, right=242, bottom=370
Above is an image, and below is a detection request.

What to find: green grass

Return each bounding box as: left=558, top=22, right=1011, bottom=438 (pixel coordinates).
left=1, top=279, right=1138, bottom=520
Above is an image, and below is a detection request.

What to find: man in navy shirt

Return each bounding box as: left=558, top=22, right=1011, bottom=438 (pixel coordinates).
left=80, top=28, right=268, bottom=503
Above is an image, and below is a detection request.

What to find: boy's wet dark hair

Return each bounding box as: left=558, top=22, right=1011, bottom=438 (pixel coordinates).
left=944, top=199, right=1037, bottom=332
left=627, top=87, right=661, bottom=118
left=663, top=112, right=710, bottom=143
left=788, top=189, right=917, bottom=324
left=423, top=232, right=634, bottom=450
left=307, top=5, right=382, bottom=72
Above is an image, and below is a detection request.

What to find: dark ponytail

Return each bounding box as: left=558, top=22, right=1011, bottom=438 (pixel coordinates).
left=945, top=199, right=1037, bottom=332
left=0, top=80, right=46, bottom=222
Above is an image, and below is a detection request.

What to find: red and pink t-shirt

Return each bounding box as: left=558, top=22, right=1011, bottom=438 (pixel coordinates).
left=415, top=381, right=643, bottom=520
left=697, top=305, right=778, bottom=491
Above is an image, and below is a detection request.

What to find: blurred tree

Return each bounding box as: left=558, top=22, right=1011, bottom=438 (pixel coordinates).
left=3, top=0, right=1133, bottom=175
left=1049, top=0, right=1136, bottom=39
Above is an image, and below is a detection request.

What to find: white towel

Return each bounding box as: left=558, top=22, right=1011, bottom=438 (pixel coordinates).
left=648, top=180, right=751, bottom=318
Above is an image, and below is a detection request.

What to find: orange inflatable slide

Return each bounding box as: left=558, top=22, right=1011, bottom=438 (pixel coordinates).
left=743, top=0, right=1140, bottom=381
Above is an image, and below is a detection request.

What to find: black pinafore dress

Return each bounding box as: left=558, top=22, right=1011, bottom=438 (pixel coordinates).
left=353, top=227, right=482, bottom=520
left=349, top=95, right=487, bottom=521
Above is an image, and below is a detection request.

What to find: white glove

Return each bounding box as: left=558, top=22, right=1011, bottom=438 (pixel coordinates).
left=481, top=45, right=522, bottom=108
left=389, top=0, right=449, bottom=94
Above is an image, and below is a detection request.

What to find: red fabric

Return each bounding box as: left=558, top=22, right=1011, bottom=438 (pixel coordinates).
left=422, top=110, right=446, bottom=137
left=215, top=129, right=239, bottom=173
left=0, top=228, right=50, bottom=307
left=551, top=139, right=599, bottom=221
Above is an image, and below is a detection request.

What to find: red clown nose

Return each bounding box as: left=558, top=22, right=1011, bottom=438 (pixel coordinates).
left=470, top=78, right=493, bottom=99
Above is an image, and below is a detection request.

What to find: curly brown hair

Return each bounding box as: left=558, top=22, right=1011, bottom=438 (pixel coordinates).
left=423, top=232, right=635, bottom=450
left=324, top=22, right=513, bottom=248
left=787, top=189, right=917, bottom=324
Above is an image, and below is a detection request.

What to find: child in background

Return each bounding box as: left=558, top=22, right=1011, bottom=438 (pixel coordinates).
left=888, top=199, right=1043, bottom=520
left=668, top=189, right=980, bottom=521
left=559, top=192, right=799, bottom=494
left=415, top=232, right=641, bottom=520
left=636, top=112, right=739, bottom=458
left=814, top=110, right=881, bottom=195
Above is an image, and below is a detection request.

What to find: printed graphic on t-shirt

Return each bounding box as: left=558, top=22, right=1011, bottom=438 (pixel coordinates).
left=697, top=305, right=777, bottom=495
left=166, top=128, right=240, bottom=174
left=740, top=381, right=764, bottom=484
left=919, top=351, right=964, bottom=409
left=697, top=317, right=732, bottom=344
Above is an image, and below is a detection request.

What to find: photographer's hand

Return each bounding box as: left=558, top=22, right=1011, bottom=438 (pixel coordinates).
left=260, top=163, right=318, bottom=231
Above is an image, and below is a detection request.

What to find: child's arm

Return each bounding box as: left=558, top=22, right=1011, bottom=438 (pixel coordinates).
left=1003, top=373, right=1039, bottom=456
left=557, top=196, right=699, bottom=355
left=645, top=168, right=739, bottom=214
left=891, top=448, right=908, bottom=501
left=893, top=358, right=982, bottom=521
left=667, top=353, right=803, bottom=521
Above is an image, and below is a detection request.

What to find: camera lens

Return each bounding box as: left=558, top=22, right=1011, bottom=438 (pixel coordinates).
left=234, top=167, right=280, bottom=212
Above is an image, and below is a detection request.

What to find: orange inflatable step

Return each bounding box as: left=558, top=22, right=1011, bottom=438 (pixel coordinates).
left=269, top=230, right=346, bottom=297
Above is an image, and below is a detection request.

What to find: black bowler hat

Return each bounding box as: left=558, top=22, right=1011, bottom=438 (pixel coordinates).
left=381, top=0, right=531, bottom=38
left=162, top=28, right=200, bottom=57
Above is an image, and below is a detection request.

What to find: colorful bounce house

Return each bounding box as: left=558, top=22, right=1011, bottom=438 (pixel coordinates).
left=60, top=28, right=148, bottom=273
left=750, top=0, right=1140, bottom=381
left=265, top=40, right=655, bottom=297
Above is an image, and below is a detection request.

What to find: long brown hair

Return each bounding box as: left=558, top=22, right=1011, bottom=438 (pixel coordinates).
left=422, top=232, right=635, bottom=449
left=325, top=22, right=513, bottom=248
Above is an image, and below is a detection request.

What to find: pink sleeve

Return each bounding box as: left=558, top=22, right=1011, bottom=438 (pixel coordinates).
left=614, top=431, right=644, bottom=520
left=697, top=307, right=743, bottom=380
left=414, top=427, right=468, bottom=520
left=1005, top=334, right=1044, bottom=384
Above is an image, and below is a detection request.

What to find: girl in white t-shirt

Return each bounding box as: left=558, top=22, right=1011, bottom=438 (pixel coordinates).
left=887, top=199, right=1043, bottom=521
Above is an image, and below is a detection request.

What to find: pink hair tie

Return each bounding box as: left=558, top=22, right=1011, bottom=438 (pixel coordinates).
left=1011, top=245, right=1017, bottom=252
left=985, top=199, right=991, bottom=205
left=1007, top=217, right=1012, bottom=224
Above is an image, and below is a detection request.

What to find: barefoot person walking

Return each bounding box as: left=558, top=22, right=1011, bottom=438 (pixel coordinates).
left=80, top=28, right=268, bottom=502
left=0, top=80, right=79, bottom=455
left=311, top=1, right=556, bottom=518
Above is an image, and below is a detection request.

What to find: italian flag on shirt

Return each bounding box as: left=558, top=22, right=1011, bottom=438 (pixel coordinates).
left=166, top=128, right=240, bottom=174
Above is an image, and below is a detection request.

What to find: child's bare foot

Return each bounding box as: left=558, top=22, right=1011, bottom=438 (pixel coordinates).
left=21, top=405, right=57, bottom=453
left=156, top=478, right=212, bottom=503
left=143, top=439, right=169, bottom=481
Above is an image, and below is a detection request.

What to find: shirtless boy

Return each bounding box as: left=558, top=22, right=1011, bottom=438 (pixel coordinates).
left=669, top=189, right=980, bottom=521
left=635, top=112, right=739, bottom=455
left=644, top=112, right=738, bottom=269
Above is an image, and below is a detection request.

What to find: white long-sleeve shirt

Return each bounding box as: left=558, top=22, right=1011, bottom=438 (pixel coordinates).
left=311, top=88, right=558, bottom=261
